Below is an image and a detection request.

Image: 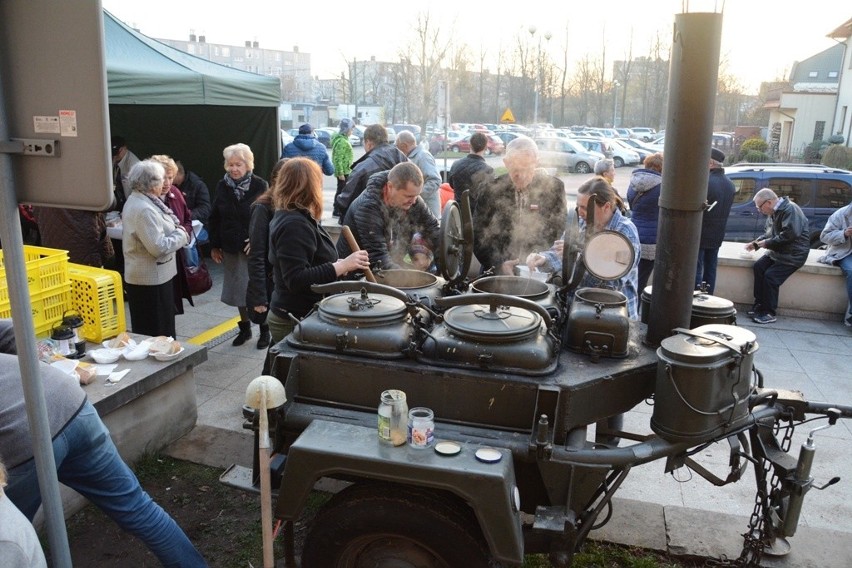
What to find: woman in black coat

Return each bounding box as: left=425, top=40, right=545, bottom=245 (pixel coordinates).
left=209, top=143, right=268, bottom=346
left=265, top=158, right=369, bottom=344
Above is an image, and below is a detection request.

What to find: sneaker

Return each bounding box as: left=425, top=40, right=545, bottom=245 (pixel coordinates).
left=752, top=313, right=776, bottom=324
left=747, top=304, right=762, bottom=317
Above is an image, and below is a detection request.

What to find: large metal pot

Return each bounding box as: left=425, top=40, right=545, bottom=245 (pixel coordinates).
left=471, top=275, right=558, bottom=316
left=641, top=286, right=737, bottom=327
left=564, top=287, right=630, bottom=359
left=287, top=281, right=417, bottom=359
left=417, top=293, right=558, bottom=376
left=374, top=269, right=445, bottom=306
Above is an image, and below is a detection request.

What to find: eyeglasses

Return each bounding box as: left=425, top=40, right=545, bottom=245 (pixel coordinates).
left=755, top=199, right=769, bottom=209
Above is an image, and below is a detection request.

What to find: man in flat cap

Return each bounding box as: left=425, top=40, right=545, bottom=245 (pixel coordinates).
left=695, top=147, right=735, bottom=293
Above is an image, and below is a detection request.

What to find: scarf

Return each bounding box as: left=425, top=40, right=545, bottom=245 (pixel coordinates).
left=142, top=191, right=183, bottom=229
left=224, top=171, right=253, bottom=200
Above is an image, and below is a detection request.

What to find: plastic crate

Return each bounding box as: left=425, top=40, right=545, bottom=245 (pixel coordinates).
left=0, top=284, right=71, bottom=338
left=68, top=264, right=126, bottom=342
left=0, top=245, right=70, bottom=305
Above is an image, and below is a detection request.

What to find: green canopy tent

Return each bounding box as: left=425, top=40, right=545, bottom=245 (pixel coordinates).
left=104, top=10, right=281, bottom=196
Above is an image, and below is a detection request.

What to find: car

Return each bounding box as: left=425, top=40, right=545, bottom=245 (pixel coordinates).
left=572, top=137, right=615, bottom=160
left=494, top=131, right=532, bottom=146
left=614, top=128, right=632, bottom=139
left=723, top=163, right=852, bottom=247
left=385, top=126, right=397, bottom=144
left=448, top=133, right=505, bottom=155
left=629, top=127, right=657, bottom=142
left=392, top=123, right=422, bottom=142
left=614, top=137, right=654, bottom=162
left=533, top=137, right=602, bottom=174
left=606, top=138, right=641, bottom=167
left=281, top=129, right=294, bottom=147
left=596, top=128, right=620, bottom=139
left=315, top=128, right=334, bottom=148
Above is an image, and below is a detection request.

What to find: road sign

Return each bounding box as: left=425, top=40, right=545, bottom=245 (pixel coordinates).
left=500, top=108, right=515, bottom=123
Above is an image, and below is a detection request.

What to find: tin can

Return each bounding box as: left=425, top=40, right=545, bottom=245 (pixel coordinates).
left=407, top=407, right=435, bottom=449
left=378, top=390, right=408, bottom=446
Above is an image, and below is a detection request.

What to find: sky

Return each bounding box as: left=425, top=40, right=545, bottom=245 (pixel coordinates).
left=101, top=0, right=850, bottom=94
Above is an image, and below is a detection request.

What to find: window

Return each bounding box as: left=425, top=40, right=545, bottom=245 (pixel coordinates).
left=815, top=178, right=852, bottom=209
left=813, top=121, right=825, bottom=142
left=731, top=177, right=757, bottom=205
left=808, top=71, right=819, bottom=78
left=767, top=177, right=810, bottom=207
left=828, top=71, right=838, bottom=78
left=222, top=47, right=230, bottom=57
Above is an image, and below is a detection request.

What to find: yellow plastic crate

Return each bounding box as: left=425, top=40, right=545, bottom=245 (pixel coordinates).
left=68, top=264, right=126, bottom=342
left=0, top=245, right=70, bottom=305
left=0, top=284, right=71, bottom=338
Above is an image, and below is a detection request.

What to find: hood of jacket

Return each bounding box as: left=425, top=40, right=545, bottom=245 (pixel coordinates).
left=293, top=134, right=322, bottom=152
left=628, top=169, right=662, bottom=194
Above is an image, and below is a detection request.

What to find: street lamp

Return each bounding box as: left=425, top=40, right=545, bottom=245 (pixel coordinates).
left=528, top=26, right=551, bottom=130
left=612, top=80, right=620, bottom=128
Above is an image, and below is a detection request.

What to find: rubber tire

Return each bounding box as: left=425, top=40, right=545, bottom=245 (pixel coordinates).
left=301, top=483, right=496, bottom=568
left=575, top=161, right=591, bottom=174
left=613, top=157, right=624, bottom=168
left=450, top=145, right=461, bottom=153
left=484, top=148, right=492, bottom=156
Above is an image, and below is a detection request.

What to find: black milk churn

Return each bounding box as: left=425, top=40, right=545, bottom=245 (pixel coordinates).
left=641, top=286, right=736, bottom=328
left=651, top=324, right=757, bottom=444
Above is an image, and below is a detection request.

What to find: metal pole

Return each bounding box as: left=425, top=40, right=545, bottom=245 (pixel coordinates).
left=612, top=82, right=619, bottom=127
left=0, top=65, right=73, bottom=566
left=646, top=11, right=724, bottom=347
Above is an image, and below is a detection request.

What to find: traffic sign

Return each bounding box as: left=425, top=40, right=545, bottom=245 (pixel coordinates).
left=500, top=108, right=515, bottom=123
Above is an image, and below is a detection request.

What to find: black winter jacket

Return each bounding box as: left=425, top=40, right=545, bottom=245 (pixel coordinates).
left=333, top=143, right=408, bottom=219
left=447, top=154, right=494, bottom=203
left=208, top=175, right=267, bottom=253
left=246, top=199, right=274, bottom=310
left=759, top=198, right=810, bottom=267
left=178, top=170, right=212, bottom=225
left=337, top=171, right=440, bottom=271
left=268, top=208, right=339, bottom=319
left=698, top=168, right=736, bottom=249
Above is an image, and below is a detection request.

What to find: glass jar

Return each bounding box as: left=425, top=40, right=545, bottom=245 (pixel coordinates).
left=378, top=389, right=408, bottom=446
left=407, top=407, right=435, bottom=449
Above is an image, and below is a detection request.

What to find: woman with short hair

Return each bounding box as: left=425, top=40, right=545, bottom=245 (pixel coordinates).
left=209, top=143, right=268, bottom=346
left=122, top=160, right=189, bottom=337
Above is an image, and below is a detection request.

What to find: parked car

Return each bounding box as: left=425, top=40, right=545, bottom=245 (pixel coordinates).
left=723, top=163, right=852, bottom=247
left=614, top=128, right=632, bottom=139
left=449, top=133, right=505, bottom=155
left=385, top=126, right=397, bottom=144
left=606, top=138, right=641, bottom=167
left=281, top=129, right=294, bottom=147
left=534, top=138, right=602, bottom=174
left=629, top=127, right=657, bottom=142
left=572, top=137, right=615, bottom=160
left=494, top=131, right=532, bottom=146
left=392, top=123, right=422, bottom=142
left=613, top=137, right=653, bottom=162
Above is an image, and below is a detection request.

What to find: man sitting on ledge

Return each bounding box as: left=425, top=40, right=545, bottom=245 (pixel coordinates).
left=818, top=198, right=852, bottom=327
left=744, top=188, right=810, bottom=324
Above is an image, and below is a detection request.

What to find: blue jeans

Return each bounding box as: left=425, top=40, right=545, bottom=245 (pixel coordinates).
left=6, top=402, right=207, bottom=567
left=839, top=254, right=852, bottom=324
left=695, top=247, right=720, bottom=293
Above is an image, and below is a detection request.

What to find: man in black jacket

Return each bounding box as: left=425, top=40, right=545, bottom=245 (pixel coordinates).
left=334, top=124, right=408, bottom=222
left=744, top=188, right=810, bottom=324
left=695, top=148, right=735, bottom=293
left=447, top=131, right=494, bottom=204
left=174, top=160, right=211, bottom=247
left=338, top=162, right=439, bottom=272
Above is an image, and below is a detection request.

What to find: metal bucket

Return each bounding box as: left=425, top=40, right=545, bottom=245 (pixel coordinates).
left=641, top=286, right=736, bottom=327
left=374, top=269, right=444, bottom=305
left=651, top=324, right=757, bottom=444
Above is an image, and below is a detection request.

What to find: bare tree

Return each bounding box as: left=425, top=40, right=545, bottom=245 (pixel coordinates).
left=398, top=11, right=454, bottom=129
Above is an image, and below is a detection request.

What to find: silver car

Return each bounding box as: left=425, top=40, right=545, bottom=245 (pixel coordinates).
left=534, top=138, right=602, bottom=174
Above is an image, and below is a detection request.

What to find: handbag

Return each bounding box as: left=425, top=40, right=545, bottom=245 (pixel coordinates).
left=184, top=256, right=213, bottom=296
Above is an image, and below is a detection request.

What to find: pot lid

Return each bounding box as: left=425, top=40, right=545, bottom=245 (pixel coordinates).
left=583, top=231, right=635, bottom=281
left=438, top=197, right=473, bottom=286
left=691, top=292, right=735, bottom=315
left=318, top=288, right=407, bottom=324
left=659, top=324, right=757, bottom=364
left=471, top=275, right=550, bottom=299
left=443, top=302, right=541, bottom=340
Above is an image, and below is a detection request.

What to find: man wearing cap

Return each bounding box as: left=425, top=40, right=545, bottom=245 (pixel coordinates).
left=111, top=135, right=140, bottom=210
left=282, top=123, right=335, bottom=176
left=695, top=147, right=735, bottom=293
left=331, top=119, right=356, bottom=217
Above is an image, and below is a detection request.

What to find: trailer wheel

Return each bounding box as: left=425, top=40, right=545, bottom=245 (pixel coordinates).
left=301, top=483, right=496, bottom=568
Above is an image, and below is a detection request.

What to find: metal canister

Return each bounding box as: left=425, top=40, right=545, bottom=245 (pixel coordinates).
left=651, top=324, right=757, bottom=444
left=565, top=288, right=630, bottom=359
left=641, top=286, right=736, bottom=327
left=378, top=389, right=408, bottom=446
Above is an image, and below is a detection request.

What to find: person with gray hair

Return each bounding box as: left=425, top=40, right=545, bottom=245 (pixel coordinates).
left=396, top=130, right=442, bottom=219
left=0, top=457, right=47, bottom=567
left=594, top=158, right=616, bottom=183
left=818, top=199, right=852, bottom=327
left=744, top=187, right=810, bottom=324
left=472, top=136, right=566, bottom=274
left=121, top=159, right=190, bottom=337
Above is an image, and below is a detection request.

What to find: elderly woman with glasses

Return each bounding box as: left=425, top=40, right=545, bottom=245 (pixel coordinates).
left=121, top=159, right=190, bottom=337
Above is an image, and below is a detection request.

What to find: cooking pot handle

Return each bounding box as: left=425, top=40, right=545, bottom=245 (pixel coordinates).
left=434, top=293, right=553, bottom=330
left=672, top=327, right=752, bottom=358
left=311, top=281, right=413, bottom=305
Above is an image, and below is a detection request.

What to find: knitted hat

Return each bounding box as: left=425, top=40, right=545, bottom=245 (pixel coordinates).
left=339, top=118, right=354, bottom=133
left=298, top=123, right=313, bottom=135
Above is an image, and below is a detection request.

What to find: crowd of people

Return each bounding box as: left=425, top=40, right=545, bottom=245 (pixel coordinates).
left=5, top=120, right=852, bottom=563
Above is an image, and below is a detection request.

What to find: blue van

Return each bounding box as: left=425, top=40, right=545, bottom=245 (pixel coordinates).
left=724, top=163, right=852, bottom=247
